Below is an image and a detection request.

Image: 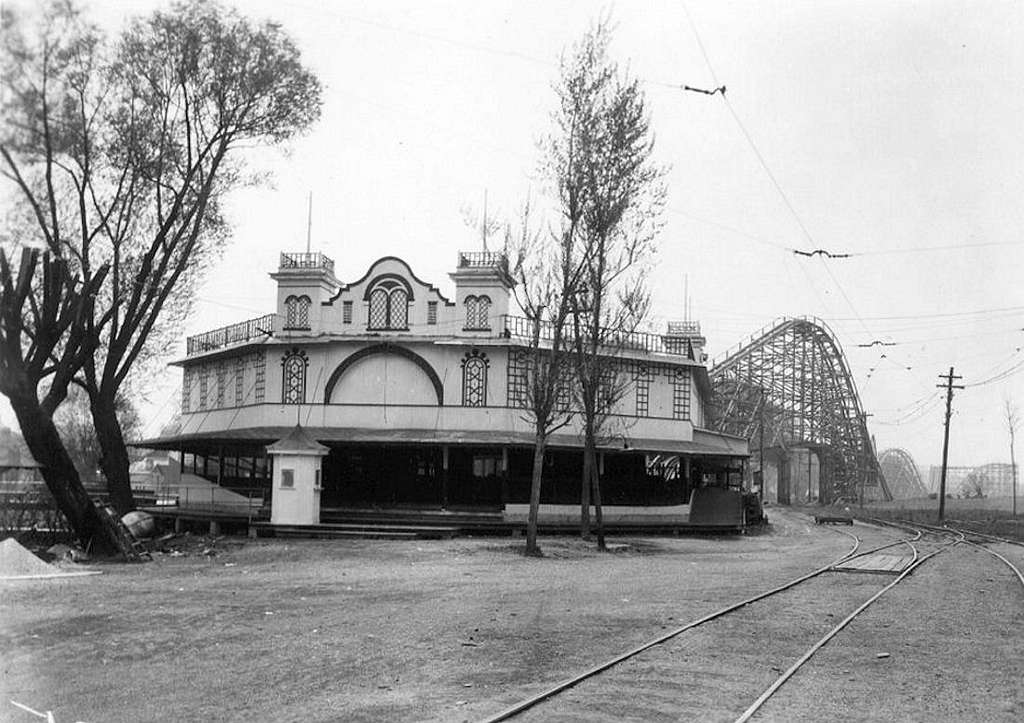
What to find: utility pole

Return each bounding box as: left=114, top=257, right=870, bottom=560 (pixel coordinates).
left=936, top=367, right=964, bottom=521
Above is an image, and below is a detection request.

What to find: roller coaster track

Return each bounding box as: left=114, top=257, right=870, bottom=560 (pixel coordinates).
left=878, top=447, right=929, bottom=498
left=708, top=316, right=890, bottom=502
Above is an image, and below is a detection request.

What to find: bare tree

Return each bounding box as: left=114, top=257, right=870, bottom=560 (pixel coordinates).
left=506, top=203, right=584, bottom=557
left=1006, top=398, right=1020, bottom=517
left=54, top=384, right=141, bottom=487
left=545, top=20, right=666, bottom=546
left=0, top=248, right=122, bottom=552
left=1, top=0, right=322, bottom=525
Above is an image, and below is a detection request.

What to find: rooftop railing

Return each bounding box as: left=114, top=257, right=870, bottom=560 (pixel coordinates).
left=458, top=251, right=508, bottom=271
left=666, top=320, right=702, bottom=336
left=186, top=314, right=275, bottom=355
left=279, top=251, right=335, bottom=272
left=500, top=315, right=695, bottom=358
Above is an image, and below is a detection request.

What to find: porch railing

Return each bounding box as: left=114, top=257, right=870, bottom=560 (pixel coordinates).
left=186, top=314, right=275, bottom=355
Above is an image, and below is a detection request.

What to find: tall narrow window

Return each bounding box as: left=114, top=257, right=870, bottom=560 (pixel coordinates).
left=182, top=367, right=193, bottom=413
left=507, top=350, right=527, bottom=408
left=235, top=355, right=245, bottom=406
left=672, top=368, right=691, bottom=420
left=254, top=350, right=266, bottom=402
left=282, top=348, right=309, bottom=404
left=427, top=301, right=438, bottom=325
left=199, top=365, right=209, bottom=410
left=389, top=288, right=408, bottom=328
left=342, top=300, right=353, bottom=324
left=476, top=295, right=491, bottom=329
left=216, top=361, right=226, bottom=408
left=634, top=364, right=650, bottom=417
left=461, top=349, right=489, bottom=406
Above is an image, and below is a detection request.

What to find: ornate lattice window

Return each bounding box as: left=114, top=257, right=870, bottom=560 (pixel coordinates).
left=254, top=350, right=266, bottom=402
left=672, top=368, right=691, bottom=420
left=389, top=288, right=408, bottom=328
left=216, top=361, right=226, bottom=408
left=235, top=356, right=245, bottom=406
left=285, top=295, right=311, bottom=329
left=461, top=349, right=489, bottom=407
left=507, top=350, right=528, bottom=408
left=599, top=365, right=618, bottom=411
left=556, top=369, right=573, bottom=412
left=282, top=348, right=309, bottom=404
left=199, top=365, right=209, bottom=410
left=181, top=367, right=192, bottom=413
left=367, top=279, right=409, bottom=330
left=634, top=364, right=650, bottom=417
left=464, top=295, right=492, bottom=330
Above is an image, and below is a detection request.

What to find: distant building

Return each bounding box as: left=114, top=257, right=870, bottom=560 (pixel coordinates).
left=140, top=250, right=747, bottom=524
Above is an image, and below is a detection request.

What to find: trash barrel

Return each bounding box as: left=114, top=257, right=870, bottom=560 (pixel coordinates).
left=121, top=510, right=156, bottom=539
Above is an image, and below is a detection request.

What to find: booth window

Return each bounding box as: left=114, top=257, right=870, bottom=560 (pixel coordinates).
left=280, top=469, right=294, bottom=488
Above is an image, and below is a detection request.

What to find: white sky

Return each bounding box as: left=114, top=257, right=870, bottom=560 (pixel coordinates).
left=4, top=0, right=1023, bottom=472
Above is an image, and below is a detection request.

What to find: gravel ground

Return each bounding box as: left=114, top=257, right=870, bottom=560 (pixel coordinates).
left=0, top=508, right=1019, bottom=722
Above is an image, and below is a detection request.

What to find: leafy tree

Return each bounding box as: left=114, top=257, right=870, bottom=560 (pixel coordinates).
left=544, top=19, right=666, bottom=546
left=1, top=0, right=321, bottom=548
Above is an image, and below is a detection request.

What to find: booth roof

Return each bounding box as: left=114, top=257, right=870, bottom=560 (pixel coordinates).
left=266, top=424, right=330, bottom=455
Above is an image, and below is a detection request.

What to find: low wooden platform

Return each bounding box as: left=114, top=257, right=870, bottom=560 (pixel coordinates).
left=815, top=515, right=853, bottom=525
left=833, top=553, right=912, bottom=574
left=251, top=521, right=459, bottom=540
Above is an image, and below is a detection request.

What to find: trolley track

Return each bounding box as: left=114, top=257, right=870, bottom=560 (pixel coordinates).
left=479, top=520, right=937, bottom=722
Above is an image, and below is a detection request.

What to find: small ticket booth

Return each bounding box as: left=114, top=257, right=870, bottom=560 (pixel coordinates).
left=267, top=425, right=329, bottom=526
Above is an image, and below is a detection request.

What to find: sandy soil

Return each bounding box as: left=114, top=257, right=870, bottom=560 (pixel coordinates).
left=0, top=509, right=1019, bottom=722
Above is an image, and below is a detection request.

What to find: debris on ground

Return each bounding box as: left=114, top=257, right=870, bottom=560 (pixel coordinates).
left=1, top=537, right=99, bottom=579
left=46, top=542, right=91, bottom=563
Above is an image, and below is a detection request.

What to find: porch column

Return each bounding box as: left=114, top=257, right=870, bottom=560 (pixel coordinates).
left=441, top=445, right=450, bottom=510
left=501, top=447, right=510, bottom=505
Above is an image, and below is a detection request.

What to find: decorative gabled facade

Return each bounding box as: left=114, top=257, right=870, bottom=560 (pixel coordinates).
left=146, top=250, right=747, bottom=522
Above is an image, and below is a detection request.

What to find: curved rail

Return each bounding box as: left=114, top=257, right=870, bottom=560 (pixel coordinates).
left=479, top=526, right=895, bottom=723
left=946, top=522, right=1024, bottom=549
left=733, top=523, right=963, bottom=723
left=921, top=522, right=1024, bottom=589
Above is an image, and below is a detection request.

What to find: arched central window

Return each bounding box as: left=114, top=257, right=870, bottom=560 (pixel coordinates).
left=367, top=279, right=409, bottom=330
left=461, top=349, right=489, bottom=407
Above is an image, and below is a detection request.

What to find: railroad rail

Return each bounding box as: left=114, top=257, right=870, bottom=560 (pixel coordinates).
left=479, top=516, right=1023, bottom=722
left=480, top=522, right=900, bottom=722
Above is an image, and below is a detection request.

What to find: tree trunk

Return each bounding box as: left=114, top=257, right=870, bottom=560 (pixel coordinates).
left=7, top=388, right=121, bottom=556
left=1010, top=428, right=1017, bottom=518
left=525, top=433, right=546, bottom=556
left=588, top=442, right=606, bottom=550
left=580, top=443, right=592, bottom=539
left=90, top=387, right=136, bottom=515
